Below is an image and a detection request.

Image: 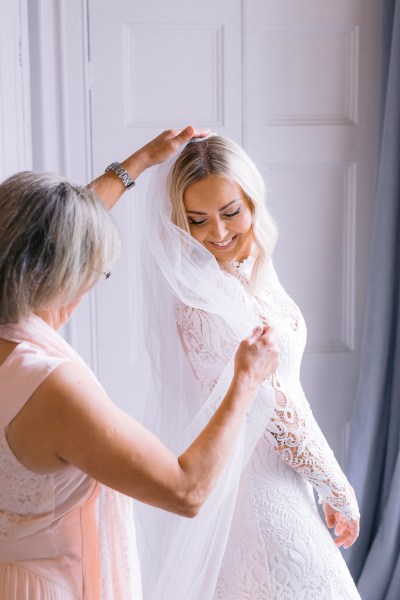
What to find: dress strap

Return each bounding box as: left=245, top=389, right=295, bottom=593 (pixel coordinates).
left=0, top=342, right=67, bottom=427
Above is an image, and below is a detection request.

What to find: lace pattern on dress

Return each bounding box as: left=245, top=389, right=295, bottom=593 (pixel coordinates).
left=0, top=429, right=52, bottom=540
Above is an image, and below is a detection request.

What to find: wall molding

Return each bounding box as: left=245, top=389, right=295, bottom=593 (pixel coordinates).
left=0, top=0, right=32, bottom=180
left=264, top=25, right=359, bottom=127
left=28, top=0, right=92, bottom=180
left=28, top=0, right=98, bottom=371
left=266, top=161, right=357, bottom=354
left=122, top=22, right=224, bottom=128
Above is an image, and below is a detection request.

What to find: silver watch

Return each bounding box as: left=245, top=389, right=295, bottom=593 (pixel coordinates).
left=105, top=161, right=135, bottom=189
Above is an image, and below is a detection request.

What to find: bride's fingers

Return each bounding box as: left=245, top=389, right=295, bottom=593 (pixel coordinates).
left=334, top=520, right=359, bottom=549
left=325, top=513, right=337, bottom=528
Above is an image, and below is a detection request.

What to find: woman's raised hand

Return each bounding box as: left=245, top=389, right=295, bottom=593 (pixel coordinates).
left=323, top=502, right=360, bottom=549
left=234, top=325, right=279, bottom=392
left=133, top=126, right=210, bottom=170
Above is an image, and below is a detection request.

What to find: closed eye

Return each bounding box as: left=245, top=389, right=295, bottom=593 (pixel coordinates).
left=188, top=217, right=208, bottom=225
left=188, top=206, right=241, bottom=225
left=223, top=207, right=241, bottom=218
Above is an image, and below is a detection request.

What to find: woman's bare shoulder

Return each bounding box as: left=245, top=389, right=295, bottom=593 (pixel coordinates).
left=6, top=360, right=113, bottom=473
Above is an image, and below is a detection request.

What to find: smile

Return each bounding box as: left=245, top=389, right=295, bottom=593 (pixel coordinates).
left=208, top=235, right=238, bottom=249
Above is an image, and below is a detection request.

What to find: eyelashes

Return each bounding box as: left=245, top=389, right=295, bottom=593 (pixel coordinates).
left=224, top=208, right=241, bottom=218
left=189, top=219, right=207, bottom=225
left=189, top=207, right=241, bottom=226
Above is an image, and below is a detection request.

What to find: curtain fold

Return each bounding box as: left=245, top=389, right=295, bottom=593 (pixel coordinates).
left=345, top=1, right=400, bottom=598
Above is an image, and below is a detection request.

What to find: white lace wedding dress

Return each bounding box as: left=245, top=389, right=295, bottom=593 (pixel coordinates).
left=175, top=257, right=361, bottom=600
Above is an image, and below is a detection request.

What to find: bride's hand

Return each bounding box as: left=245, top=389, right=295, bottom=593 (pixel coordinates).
left=134, top=126, right=210, bottom=170
left=323, top=502, right=360, bottom=549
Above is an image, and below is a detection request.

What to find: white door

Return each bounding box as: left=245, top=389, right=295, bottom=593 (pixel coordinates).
left=81, top=0, right=381, bottom=460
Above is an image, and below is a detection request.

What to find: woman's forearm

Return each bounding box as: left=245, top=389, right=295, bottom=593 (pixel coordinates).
left=175, top=373, right=257, bottom=516
left=127, top=328, right=276, bottom=518
left=87, top=149, right=149, bottom=210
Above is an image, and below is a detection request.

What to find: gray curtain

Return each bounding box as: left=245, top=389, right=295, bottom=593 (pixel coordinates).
left=345, top=1, right=400, bottom=599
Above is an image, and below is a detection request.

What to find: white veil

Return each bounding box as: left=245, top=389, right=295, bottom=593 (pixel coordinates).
left=135, top=145, right=278, bottom=600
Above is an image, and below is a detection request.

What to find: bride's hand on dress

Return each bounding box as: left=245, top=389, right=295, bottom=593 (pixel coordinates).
left=323, top=502, right=360, bottom=549
left=234, top=325, right=279, bottom=393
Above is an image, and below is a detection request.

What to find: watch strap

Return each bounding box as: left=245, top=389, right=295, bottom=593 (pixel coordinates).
left=105, top=161, right=135, bottom=189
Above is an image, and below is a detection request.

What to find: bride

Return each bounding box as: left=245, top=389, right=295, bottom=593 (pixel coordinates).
left=136, top=134, right=361, bottom=599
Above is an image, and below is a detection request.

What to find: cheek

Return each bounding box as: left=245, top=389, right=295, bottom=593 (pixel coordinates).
left=188, top=226, right=204, bottom=243
left=238, top=211, right=253, bottom=233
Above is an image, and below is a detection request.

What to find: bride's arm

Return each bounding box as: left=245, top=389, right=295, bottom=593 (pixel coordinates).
left=263, top=376, right=360, bottom=517
left=261, top=374, right=360, bottom=547
left=88, top=126, right=209, bottom=210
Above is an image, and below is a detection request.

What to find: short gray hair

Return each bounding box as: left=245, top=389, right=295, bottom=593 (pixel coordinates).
left=0, top=171, right=121, bottom=324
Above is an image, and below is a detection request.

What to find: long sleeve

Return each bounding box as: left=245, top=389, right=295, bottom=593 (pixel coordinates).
left=264, top=374, right=360, bottom=520
left=175, top=299, right=360, bottom=522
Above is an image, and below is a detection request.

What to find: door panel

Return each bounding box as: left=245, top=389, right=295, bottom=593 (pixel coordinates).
left=243, top=0, right=380, bottom=459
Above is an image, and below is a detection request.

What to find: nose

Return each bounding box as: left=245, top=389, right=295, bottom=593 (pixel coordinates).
left=209, top=218, right=228, bottom=241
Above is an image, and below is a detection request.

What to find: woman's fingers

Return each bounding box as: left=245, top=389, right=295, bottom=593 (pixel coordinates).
left=247, top=326, right=263, bottom=341
left=234, top=325, right=279, bottom=385
left=143, top=126, right=211, bottom=166
left=175, top=125, right=210, bottom=142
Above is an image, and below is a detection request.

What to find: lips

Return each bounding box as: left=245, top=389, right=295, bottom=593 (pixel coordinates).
left=208, top=234, right=238, bottom=250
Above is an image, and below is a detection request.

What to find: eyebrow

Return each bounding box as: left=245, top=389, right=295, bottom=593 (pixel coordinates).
left=185, top=199, right=240, bottom=215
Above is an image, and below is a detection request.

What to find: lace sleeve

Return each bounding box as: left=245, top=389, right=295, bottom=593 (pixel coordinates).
left=175, top=301, right=359, bottom=522
left=264, top=374, right=360, bottom=521
left=175, top=302, right=238, bottom=399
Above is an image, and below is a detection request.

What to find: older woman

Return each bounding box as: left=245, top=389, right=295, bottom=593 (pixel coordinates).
left=0, top=128, right=278, bottom=600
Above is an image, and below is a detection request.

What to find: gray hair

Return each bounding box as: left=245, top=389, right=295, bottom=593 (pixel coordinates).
left=169, top=135, right=278, bottom=292
left=0, top=171, right=121, bottom=324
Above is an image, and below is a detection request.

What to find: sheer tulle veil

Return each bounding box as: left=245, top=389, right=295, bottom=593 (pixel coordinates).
left=135, top=142, right=277, bottom=599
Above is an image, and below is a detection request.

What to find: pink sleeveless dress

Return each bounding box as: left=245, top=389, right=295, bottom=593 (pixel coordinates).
left=0, top=341, right=101, bottom=599
left=0, top=315, right=143, bottom=599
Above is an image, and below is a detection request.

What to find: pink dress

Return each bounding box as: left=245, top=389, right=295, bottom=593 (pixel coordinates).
left=0, top=341, right=101, bottom=599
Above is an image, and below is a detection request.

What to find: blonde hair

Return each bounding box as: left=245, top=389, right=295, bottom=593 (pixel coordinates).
left=169, top=135, right=277, bottom=292
left=0, top=171, right=121, bottom=324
